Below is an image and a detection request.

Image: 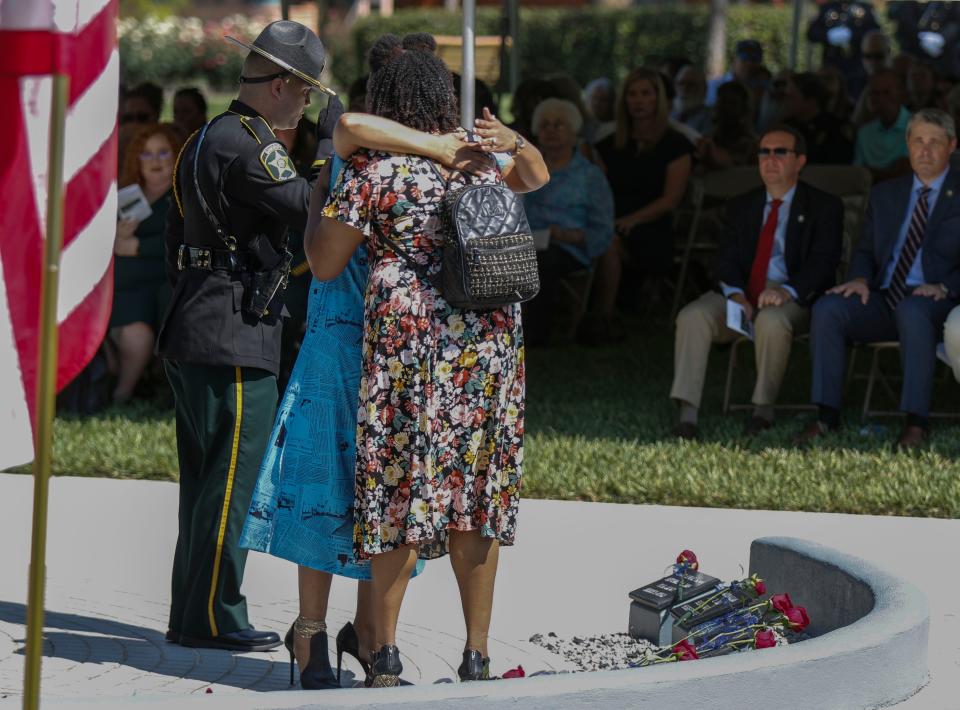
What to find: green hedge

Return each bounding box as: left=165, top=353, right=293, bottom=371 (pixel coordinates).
left=119, top=6, right=892, bottom=96
left=334, top=5, right=811, bottom=91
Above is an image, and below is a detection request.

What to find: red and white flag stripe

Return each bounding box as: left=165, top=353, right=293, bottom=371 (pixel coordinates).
left=0, top=0, right=118, bottom=469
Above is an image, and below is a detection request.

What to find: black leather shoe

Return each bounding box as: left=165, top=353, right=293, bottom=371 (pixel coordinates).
left=457, top=649, right=491, bottom=681
left=180, top=627, right=282, bottom=652
left=744, top=416, right=773, bottom=436
left=368, top=644, right=403, bottom=687
left=164, top=629, right=181, bottom=644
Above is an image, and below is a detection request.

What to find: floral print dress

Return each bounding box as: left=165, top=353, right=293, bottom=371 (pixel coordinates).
left=322, top=150, right=525, bottom=561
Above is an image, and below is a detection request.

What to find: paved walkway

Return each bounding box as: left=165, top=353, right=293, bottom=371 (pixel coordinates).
left=0, top=473, right=956, bottom=708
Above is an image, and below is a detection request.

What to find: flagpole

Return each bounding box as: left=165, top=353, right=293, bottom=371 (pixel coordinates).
left=23, top=71, right=69, bottom=710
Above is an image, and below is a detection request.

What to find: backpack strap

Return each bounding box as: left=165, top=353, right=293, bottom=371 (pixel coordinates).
left=370, top=221, right=442, bottom=292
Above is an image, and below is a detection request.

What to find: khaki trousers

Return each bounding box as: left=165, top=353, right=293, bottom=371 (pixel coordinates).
left=671, top=290, right=809, bottom=410
left=945, top=305, right=960, bottom=383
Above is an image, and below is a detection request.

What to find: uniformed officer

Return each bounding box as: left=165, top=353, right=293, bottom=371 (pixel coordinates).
left=158, top=20, right=336, bottom=652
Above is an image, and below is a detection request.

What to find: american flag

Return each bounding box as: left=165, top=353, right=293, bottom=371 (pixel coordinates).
left=0, top=0, right=118, bottom=469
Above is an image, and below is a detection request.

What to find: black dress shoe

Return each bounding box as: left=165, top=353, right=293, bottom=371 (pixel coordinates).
left=180, top=627, right=282, bottom=652
left=164, top=629, right=181, bottom=644
left=744, top=416, right=773, bottom=436
left=457, top=649, right=491, bottom=681
left=673, top=422, right=698, bottom=441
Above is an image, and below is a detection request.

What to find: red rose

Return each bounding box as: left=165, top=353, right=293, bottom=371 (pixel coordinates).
left=676, top=550, right=699, bottom=570
left=672, top=639, right=699, bottom=661
left=754, top=629, right=776, bottom=649
left=453, top=370, right=470, bottom=388
left=783, top=606, right=810, bottom=632
left=770, top=593, right=793, bottom=613
left=752, top=578, right=767, bottom=596
left=502, top=665, right=525, bottom=679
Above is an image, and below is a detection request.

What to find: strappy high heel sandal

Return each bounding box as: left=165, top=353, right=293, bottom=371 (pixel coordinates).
left=368, top=644, right=403, bottom=687
left=284, top=616, right=339, bottom=690
left=335, top=621, right=371, bottom=683
left=457, top=648, right=491, bottom=681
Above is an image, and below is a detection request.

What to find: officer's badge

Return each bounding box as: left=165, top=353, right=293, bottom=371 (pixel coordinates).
left=260, top=143, right=297, bottom=182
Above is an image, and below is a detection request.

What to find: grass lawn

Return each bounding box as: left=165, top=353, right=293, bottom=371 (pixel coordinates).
left=10, top=319, right=959, bottom=518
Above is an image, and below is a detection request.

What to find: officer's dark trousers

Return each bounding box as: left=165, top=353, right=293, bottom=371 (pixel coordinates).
left=810, top=292, right=957, bottom=417
left=164, top=361, right=277, bottom=638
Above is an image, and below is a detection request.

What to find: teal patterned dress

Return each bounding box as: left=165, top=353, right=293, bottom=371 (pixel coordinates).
left=240, top=157, right=425, bottom=579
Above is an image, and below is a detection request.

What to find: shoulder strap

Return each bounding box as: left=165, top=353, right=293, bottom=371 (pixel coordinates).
left=370, top=220, right=441, bottom=291
left=192, top=118, right=237, bottom=251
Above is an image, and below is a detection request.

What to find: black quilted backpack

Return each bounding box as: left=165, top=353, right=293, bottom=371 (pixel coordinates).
left=376, top=162, right=540, bottom=310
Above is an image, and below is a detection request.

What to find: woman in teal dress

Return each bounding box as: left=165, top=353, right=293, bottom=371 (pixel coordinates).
left=111, top=123, right=182, bottom=403
left=240, top=61, right=495, bottom=689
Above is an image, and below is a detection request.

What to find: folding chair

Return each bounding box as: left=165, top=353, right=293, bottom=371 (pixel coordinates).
left=854, top=341, right=960, bottom=420
left=670, top=167, right=762, bottom=321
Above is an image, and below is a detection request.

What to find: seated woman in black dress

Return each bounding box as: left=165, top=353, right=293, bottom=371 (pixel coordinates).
left=590, top=67, right=693, bottom=338
left=111, top=123, right=181, bottom=403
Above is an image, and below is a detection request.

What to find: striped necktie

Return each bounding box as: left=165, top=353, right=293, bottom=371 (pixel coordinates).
left=885, top=186, right=932, bottom=310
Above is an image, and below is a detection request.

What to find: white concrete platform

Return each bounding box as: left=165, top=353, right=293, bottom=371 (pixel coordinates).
left=0, top=473, right=956, bottom=708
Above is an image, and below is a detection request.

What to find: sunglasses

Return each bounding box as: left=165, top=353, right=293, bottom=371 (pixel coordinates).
left=862, top=52, right=887, bottom=61
left=139, top=149, right=173, bottom=161
left=122, top=111, right=153, bottom=123
left=758, top=147, right=797, bottom=157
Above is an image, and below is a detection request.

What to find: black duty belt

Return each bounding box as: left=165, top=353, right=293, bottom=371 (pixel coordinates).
left=177, top=245, right=248, bottom=272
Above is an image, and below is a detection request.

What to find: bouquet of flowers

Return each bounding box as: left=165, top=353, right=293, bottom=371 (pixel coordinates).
left=634, top=551, right=810, bottom=667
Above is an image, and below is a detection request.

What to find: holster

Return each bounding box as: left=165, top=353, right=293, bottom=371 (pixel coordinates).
left=242, top=249, right=292, bottom=319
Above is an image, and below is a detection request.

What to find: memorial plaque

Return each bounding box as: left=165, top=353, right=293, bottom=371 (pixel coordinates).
left=671, top=587, right=754, bottom=628
left=629, top=571, right=720, bottom=611
left=627, top=570, right=721, bottom=645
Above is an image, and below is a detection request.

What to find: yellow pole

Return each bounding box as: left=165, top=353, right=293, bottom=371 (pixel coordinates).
left=23, top=71, right=70, bottom=710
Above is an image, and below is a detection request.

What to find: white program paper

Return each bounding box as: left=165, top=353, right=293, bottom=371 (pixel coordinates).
left=726, top=299, right=754, bottom=340
left=532, top=228, right=551, bottom=251
left=117, top=183, right=153, bottom=223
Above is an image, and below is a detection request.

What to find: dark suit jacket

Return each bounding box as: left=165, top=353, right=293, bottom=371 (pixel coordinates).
left=848, top=169, right=960, bottom=298
left=713, top=180, right=845, bottom=306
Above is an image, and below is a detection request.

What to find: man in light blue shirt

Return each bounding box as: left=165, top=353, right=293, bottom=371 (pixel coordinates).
left=801, top=109, right=960, bottom=450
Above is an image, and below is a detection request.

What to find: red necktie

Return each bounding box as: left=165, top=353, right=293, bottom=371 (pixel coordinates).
left=747, top=199, right=782, bottom=306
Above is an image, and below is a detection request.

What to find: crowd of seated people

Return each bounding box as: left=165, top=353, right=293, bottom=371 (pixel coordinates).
left=98, top=32, right=960, bottom=450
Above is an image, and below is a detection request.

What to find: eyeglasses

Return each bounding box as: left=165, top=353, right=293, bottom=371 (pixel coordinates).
left=862, top=52, right=887, bottom=61
left=122, top=111, right=152, bottom=123
left=139, top=149, right=173, bottom=161
left=758, top=147, right=797, bottom=157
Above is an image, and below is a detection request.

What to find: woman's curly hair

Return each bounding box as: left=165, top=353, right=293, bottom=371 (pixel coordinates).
left=365, top=33, right=459, bottom=134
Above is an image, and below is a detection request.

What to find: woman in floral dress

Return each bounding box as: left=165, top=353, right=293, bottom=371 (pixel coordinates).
left=304, top=36, right=548, bottom=686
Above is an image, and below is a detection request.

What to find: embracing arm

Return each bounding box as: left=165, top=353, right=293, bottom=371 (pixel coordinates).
left=333, top=113, right=489, bottom=174
left=473, top=108, right=549, bottom=193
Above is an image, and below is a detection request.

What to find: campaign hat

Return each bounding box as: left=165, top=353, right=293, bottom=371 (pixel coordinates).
left=227, top=20, right=335, bottom=96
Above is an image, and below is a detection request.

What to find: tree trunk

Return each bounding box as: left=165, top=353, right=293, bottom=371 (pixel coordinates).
left=706, top=0, right=728, bottom=80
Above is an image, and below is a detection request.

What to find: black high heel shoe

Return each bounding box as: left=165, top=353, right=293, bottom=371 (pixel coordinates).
left=335, top=621, right=371, bottom=683
left=457, top=648, right=491, bottom=681
left=368, top=644, right=403, bottom=687
left=284, top=617, right=339, bottom=690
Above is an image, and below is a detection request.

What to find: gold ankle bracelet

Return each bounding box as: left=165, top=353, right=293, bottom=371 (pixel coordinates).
left=294, top=616, right=327, bottom=639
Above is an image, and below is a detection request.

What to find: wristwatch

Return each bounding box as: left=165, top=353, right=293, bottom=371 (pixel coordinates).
left=511, top=131, right=525, bottom=156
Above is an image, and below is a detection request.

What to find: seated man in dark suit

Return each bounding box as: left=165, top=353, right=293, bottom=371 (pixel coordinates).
left=671, top=125, right=844, bottom=438
left=798, top=108, right=960, bottom=449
